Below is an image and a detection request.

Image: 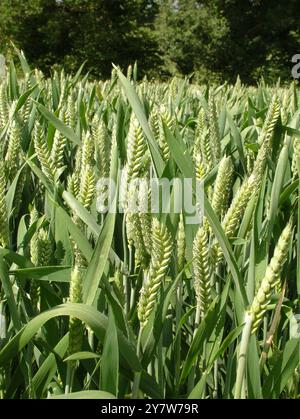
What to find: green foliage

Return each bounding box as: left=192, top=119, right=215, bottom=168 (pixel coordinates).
left=1, top=1, right=300, bottom=82
left=0, top=50, right=299, bottom=400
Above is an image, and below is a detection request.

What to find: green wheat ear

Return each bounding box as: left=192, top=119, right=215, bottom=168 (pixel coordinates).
left=0, top=83, right=9, bottom=129
left=138, top=180, right=152, bottom=255
left=176, top=213, right=186, bottom=273
left=5, top=120, right=21, bottom=179
left=127, top=114, right=147, bottom=183
left=208, top=93, right=221, bottom=164
left=138, top=218, right=173, bottom=327
left=68, top=266, right=84, bottom=365
left=66, top=93, right=77, bottom=131
left=159, top=105, right=174, bottom=162
left=211, top=156, right=234, bottom=219
left=92, top=116, right=111, bottom=179
left=250, top=220, right=293, bottom=333
left=79, top=165, right=95, bottom=210
left=33, top=121, right=55, bottom=181
left=193, top=225, right=212, bottom=318
left=51, top=109, right=67, bottom=169
left=30, top=228, right=52, bottom=312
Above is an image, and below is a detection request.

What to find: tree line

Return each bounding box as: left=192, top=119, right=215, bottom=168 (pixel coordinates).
left=0, top=0, right=299, bottom=83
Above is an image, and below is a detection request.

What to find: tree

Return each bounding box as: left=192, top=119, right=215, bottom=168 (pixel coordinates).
left=155, top=0, right=230, bottom=82
left=0, top=0, right=160, bottom=78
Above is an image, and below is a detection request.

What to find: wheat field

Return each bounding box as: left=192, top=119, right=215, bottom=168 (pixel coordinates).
left=0, top=50, right=299, bottom=399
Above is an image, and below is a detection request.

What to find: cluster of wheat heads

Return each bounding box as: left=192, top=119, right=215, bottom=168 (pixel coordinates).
left=0, top=52, right=299, bottom=399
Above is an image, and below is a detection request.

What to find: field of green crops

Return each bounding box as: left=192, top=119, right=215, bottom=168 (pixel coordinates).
left=0, top=50, right=299, bottom=399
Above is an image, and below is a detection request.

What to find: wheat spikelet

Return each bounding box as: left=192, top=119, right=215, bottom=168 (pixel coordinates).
left=159, top=106, right=173, bottom=162
left=81, top=131, right=94, bottom=171
left=200, top=125, right=214, bottom=171
left=13, top=168, right=26, bottom=217
left=21, top=76, right=32, bottom=124
left=222, top=179, right=251, bottom=240
left=292, top=137, right=300, bottom=177
left=246, top=148, right=256, bottom=174
left=92, top=116, right=110, bottom=178
left=149, top=108, right=160, bottom=142
left=66, top=94, right=76, bottom=130
left=176, top=213, right=185, bottom=273
left=208, top=94, right=221, bottom=163
left=127, top=114, right=147, bottom=183
left=127, top=64, right=133, bottom=81
left=257, top=95, right=280, bottom=146
left=33, top=121, right=55, bottom=181
left=138, top=180, right=152, bottom=255
left=195, top=154, right=206, bottom=181
left=112, top=268, right=125, bottom=306
left=79, top=166, right=95, bottom=210
left=211, top=156, right=234, bottom=219
left=127, top=213, right=149, bottom=268
left=68, top=172, right=80, bottom=198
left=51, top=110, right=67, bottom=169
left=193, top=226, right=212, bottom=317
left=74, top=146, right=82, bottom=175
left=0, top=83, right=9, bottom=129
left=193, top=108, right=206, bottom=163
left=138, top=218, right=173, bottom=327
left=5, top=120, right=21, bottom=179
left=68, top=266, right=83, bottom=361
left=250, top=221, right=293, bottom=333
left=30, top=228, right=52, bottom=311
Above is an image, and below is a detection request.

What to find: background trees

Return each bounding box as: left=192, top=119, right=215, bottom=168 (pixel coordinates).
left=0, top=0, right=299, bottom=83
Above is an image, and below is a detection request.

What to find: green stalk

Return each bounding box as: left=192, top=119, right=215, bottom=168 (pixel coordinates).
left=187, top=305, right=201, bottom=393
left=234, top=312, right=252, bottom=399
left=297, top=157, right=300, bottom=303
left=174, top=280, right=183, bottom=394
left=65, top=363, right=75, bottom=394
left=132, top=328, right=142, bottom=398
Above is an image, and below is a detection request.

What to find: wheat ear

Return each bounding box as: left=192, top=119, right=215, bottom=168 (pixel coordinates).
left=250, top=220, right=293, bottom=333
left=193, top=225, right=212, bottom=318
left=138, top=219, right=173, bottom=327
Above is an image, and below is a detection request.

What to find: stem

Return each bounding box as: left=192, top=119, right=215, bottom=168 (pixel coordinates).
left=260, top=282, right=286, bottom=368
left=187, top=305, right=201, bottom=393
left=157, top=334, right=164, bottom=395
left=65, top=363, right=74, bottom=394
left=174, top=280, right=183, bottom=394
left=132, top=328, right=142, bottom=398
left=234, top=312, right=252, bottom=399
left=213, top=265, right=221, bottom=398
left=126, top=246, right=134, bottom=316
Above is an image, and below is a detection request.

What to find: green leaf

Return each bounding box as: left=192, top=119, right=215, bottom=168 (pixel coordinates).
left=11, top=266, right=71, bottom=282
left=247, top=335, right=262, bottom=399
left=0, top=256, right=21, bottom=331
left=35, top=102, right=81, bottom=145
left=50, top=390, right=116, bottom=399
left=62, top=190, right=100, bottom=236
left=114, top=65, right=164, bottom=177
left=163, top=122, right=194, bottom=178
left=267, top=138, right=290, bottom=242
left=204, top=196, right=248, bottom=308
left=262, top=338, right=300, bottom=398
left=101, top=307, right=119, bottom=396
left=0, top=303, right=141, bottom=373
left=64, top=351, right=100, bottom=362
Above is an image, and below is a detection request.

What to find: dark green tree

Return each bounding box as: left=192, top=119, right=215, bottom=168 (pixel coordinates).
left=0, top=0, right=160, bottom=78
left=155, top=0, right=229, bottom=82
